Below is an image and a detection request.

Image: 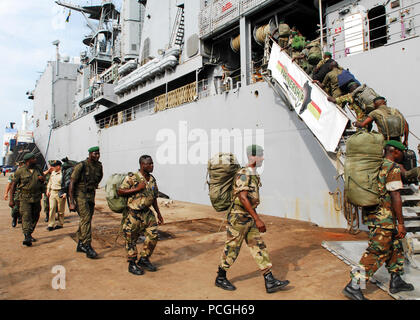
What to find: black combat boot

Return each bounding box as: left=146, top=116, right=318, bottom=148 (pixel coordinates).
left=22, top=234, right=32, bottom=247
left=263, top=271, right=289, bottom=293
left=85, top=243, right=98, bottom=259
left=342, top=280, right=368, bottom=300
left=12, top=216, right=17, bottom=228
left=215, top=266, right=236, bottom=291
left=17, top=217, right=22, bottom=224
left=29, top=235, right=37, bottom=242
left=389, top=273, right=414, bottom=294
left=128, top=260, right=144, bottom=275
left=76, top=241, right=87, bottom=253
left=138, top=256, right=157, bottom=272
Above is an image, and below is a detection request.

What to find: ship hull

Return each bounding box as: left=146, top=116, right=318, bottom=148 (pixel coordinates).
left=34, top=81, right=347, bottom=228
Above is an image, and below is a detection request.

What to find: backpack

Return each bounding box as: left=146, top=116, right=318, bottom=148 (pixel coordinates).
left=352, top=84, right=379, bottom=113
left=306, top=40, right=322, bottom=65
left=278, top=23, right=290, bottom=37
left=105, top=172, right=137, bottom=213
left=313, top=59, right=334, bottom=82
left=374, top=107, right=405, bottom=139
left=344, top=131, right=385, bottom=207
left=59, top=159, right=79, bottom=198
left=291, top=35, right=306, bottom=51
left=337, top=69, right=360, bottom=90
left=207, top=153, right=240, bottom=212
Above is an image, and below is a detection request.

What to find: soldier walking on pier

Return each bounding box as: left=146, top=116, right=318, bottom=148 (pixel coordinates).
left=69, top=146, right=103, bottom=259
left=215, top=145, right=290, bottom=293
left=8, top=153, right=45, bottom=246
left=117, top=155, right=164, bottom=275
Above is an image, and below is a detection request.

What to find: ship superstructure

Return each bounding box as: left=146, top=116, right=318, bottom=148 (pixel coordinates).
left=30, top=0, right=420, bottom=230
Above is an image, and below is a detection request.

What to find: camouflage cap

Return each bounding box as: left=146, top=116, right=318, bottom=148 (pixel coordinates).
left=385, top=140, right=407, bottom=151
left=88, top=146, right=99, bottom=153
left=23, top=152, right=36, bottom=161
left=246, top=144, right=264, bottom=157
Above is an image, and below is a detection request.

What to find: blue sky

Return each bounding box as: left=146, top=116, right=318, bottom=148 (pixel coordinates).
left=0, top=0, right=121, bottom=161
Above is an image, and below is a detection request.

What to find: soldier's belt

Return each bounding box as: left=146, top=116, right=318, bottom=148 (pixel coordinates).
left=129, top=207, right=150, bottom=214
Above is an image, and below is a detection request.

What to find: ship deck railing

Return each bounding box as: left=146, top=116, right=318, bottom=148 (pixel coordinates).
left=95, top=79, right=209, bottom=129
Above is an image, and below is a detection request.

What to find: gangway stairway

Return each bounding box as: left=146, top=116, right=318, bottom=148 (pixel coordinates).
left=262, top=38, right=420, bottom=277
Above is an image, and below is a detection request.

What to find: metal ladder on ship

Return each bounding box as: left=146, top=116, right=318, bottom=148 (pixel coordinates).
left=261, top=37, right=420, bottom=269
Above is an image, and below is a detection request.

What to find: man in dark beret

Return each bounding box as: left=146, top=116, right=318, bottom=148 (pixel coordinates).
left=69, top=146, right=103, bottom=259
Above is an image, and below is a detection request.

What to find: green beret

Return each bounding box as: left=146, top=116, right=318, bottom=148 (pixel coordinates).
left=324, top=52, right=332, bottom=57
left=246, top=144, right=264, bottom=157
left=88, top=146, right=100, bottom=153
left=385, top=140, right=407, bottom=151
left=373, top=96, right=386, bottom=102
left=23, top=153, right=36, bottom=161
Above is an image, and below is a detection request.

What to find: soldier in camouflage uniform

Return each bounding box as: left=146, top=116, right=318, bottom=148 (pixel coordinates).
left=4, top=161, right=24, bottom=227
left=215, top=145, right=290, bottom=293
left=69, top=146, right=103, bottom=259
left=354, top=96, right=409, bottom=146
left=9, top=153, right=45, bottom=246
left=343, top=141, right=415, bottom=300
left=328, top=82, right=366, bottom=121
left=117, top=155, right=164, bottom=275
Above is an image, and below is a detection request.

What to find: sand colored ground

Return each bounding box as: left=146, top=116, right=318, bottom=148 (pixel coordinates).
left=0, top=175, right=391, bottom=300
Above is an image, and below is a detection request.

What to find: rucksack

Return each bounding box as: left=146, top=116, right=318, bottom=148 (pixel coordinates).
left=105, top=172, right=136, bottom=213
left=278, top=23, right=290, bottom=37
left=352, top=84, right=379, bottom=113
left=313, top=59, right=334, bottom=82
left=374, top=107, right=405, bottom=139
left=291, top=35, right=306, bottom=51
left=306, top=40, right=322, bottom=65
left=337, top=69, right=360, bottom=90
left=59, top=158, right=79, bottom=198
left=207, top=153, right=240, bottom=212
left=344, top=131, right=384, bottom=206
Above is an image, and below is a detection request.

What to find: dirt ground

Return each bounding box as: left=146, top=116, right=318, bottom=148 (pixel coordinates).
left=0, top=175, right=392, bottom=300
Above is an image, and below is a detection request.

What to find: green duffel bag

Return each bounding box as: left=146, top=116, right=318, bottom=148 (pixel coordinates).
left=307, top=44, right=322, bottom=65
left=344, top=131, right=385, bottom=207
left=207, top=153, right=240, bottom=212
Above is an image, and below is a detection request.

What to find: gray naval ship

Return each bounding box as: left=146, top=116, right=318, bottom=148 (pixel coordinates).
left=30, top=0, right=420, bottom=232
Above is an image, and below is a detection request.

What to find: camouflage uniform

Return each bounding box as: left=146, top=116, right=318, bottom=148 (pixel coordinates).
left=120, top=172, right=159, bottom=261
left=335, top=93, right=366, bottom=121
left=351, top=159, right=405, bottom=283
left=220, top=167, right=272, bottom=273
left=322, top=67, right=344, bottom=98
left=71, top=159, right=103, bottom=245
left=12, top=165, right=44, bottom=235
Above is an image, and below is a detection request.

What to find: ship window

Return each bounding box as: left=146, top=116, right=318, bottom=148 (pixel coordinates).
left=368, top=5, right=387, bottom=49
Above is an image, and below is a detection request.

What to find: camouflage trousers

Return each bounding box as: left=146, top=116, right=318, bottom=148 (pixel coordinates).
left=11, top=195, right=20, bottom=219
left=75, top=194, right=95, bottom=245
left=122, top=208, right=158, bottom=261
left=351, top=226, right=404, bottom=283
left=20, top=201, right=41, bottom=235
left=220, top=211, right=272, bottom=272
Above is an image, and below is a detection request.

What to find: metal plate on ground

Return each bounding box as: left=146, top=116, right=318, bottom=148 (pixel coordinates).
left=322, top=240, right=420, bottom=300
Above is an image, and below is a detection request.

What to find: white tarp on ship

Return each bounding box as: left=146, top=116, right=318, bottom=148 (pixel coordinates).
left=268, top=42, right=348, bottom=152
